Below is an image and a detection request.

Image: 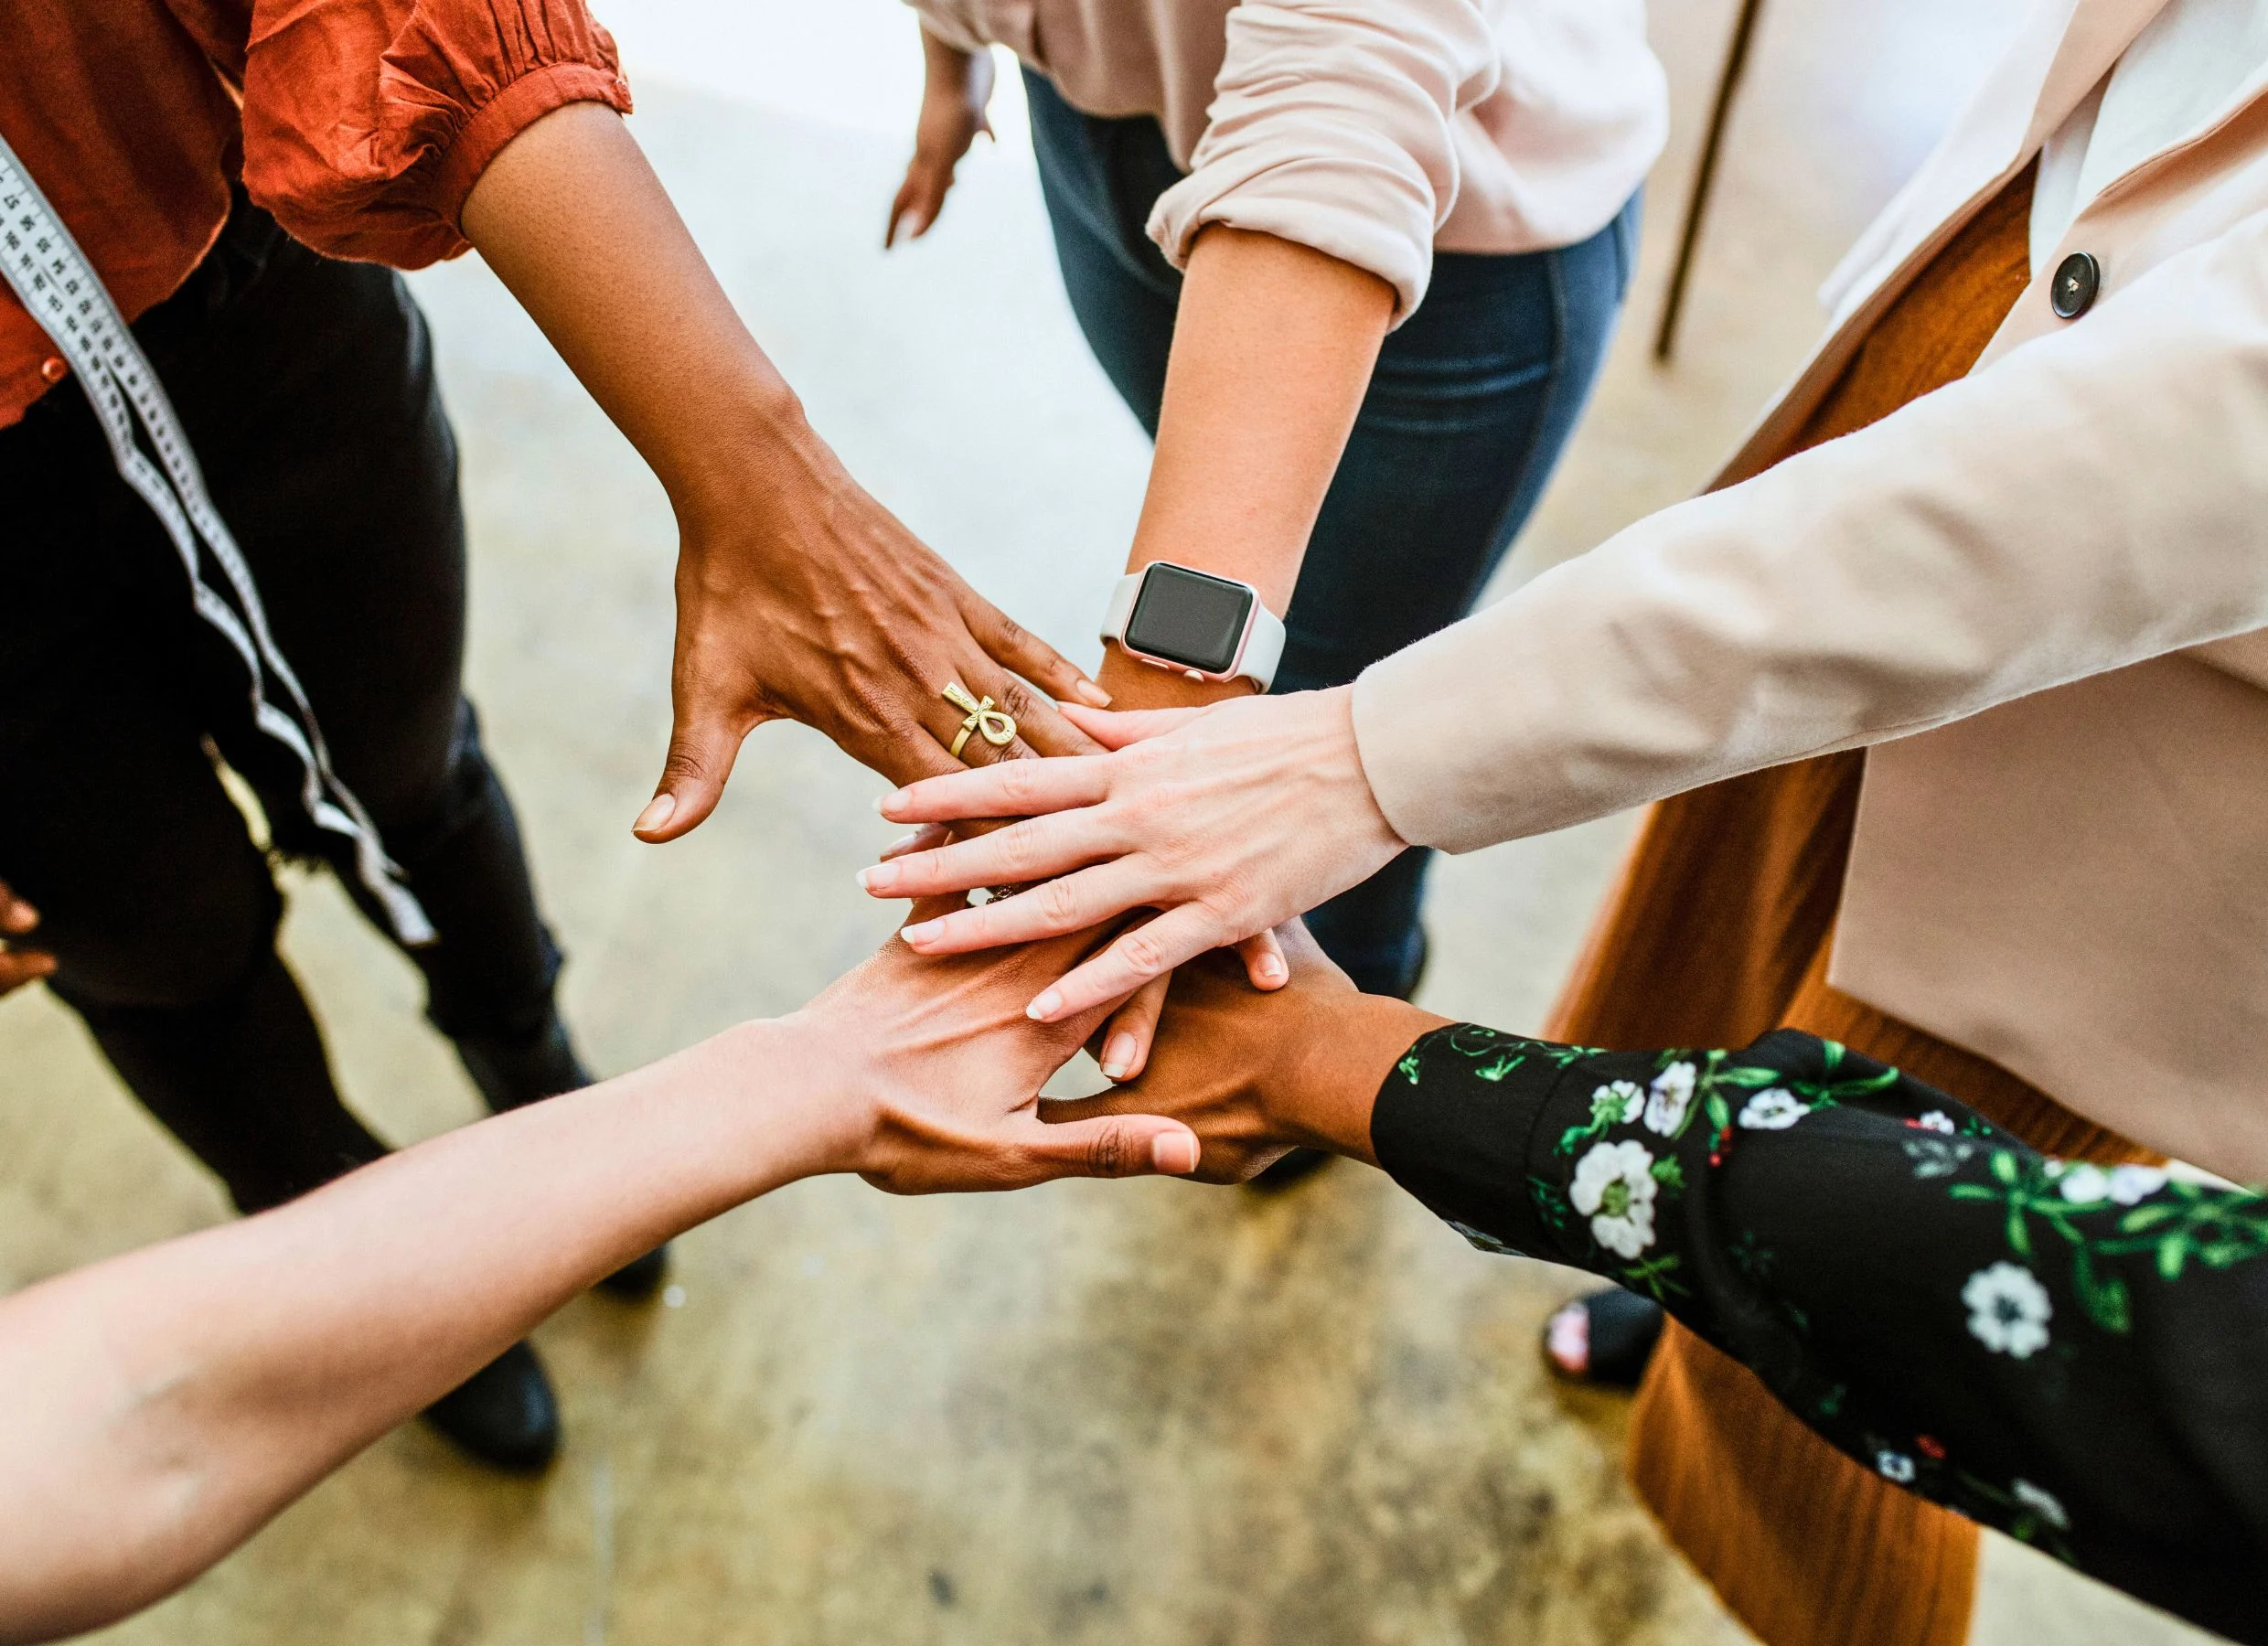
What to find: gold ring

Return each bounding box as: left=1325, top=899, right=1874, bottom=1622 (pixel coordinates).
left=942, top=681, right=1017, bottom=761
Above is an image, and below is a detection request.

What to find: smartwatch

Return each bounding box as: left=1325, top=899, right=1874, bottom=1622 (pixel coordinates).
left=1100, top=561, right=1286, bottom=691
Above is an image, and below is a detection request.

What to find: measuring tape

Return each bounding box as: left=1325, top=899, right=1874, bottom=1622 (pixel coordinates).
left=0, top=134, right=433, bottom=946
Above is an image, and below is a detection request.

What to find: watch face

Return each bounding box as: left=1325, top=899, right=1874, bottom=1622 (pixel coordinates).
left=1123, top=564, right=1254, bottom=676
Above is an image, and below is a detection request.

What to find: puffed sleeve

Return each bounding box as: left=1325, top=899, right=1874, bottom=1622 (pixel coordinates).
left=1145, top=0, right=1499, bottom=323
left=238, top=0, right=635, bottom=268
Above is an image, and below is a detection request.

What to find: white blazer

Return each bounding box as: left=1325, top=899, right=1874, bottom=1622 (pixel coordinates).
left=1351, top=0, right=2268, bottom=1181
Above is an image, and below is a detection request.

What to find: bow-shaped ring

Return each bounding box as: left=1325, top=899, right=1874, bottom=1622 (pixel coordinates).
left=942, top=681, right=1018, bottom=761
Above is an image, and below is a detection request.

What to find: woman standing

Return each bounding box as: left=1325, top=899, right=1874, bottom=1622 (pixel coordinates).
left=886, top=0, right=1662, bottom=1041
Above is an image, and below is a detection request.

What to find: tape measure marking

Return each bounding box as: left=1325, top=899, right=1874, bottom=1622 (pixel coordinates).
left=0, top=135, right=433, bottom=946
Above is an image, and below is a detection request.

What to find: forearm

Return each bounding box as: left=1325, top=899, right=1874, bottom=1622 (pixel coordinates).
left=1354, top=213, right=2268, bottom=855
left=1101, top=228, right=1392, bottom=711
left=459, top=102, right=836, bottom=525
left=1370, top=1023, right=2268, bottom=1609
left=0, top=1020, right=845, bottom=1641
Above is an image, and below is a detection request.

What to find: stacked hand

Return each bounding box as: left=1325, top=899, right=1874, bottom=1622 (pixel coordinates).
left=797, top=897, right=1202, bottom=1192
left=859, top=687, right=1404, bottom=1022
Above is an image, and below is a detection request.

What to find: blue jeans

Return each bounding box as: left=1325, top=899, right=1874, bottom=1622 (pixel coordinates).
left=1025, top=70, right=1637, bottom=996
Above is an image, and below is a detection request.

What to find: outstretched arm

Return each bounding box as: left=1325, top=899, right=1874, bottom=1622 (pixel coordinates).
left=1063, top=930, right=2268, bottom=1634
left=0, top=922, right=1195, bottom=1644
left=458, top=103, right=1107, bottom=839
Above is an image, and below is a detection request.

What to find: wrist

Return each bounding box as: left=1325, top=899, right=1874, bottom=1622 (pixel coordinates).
left=1273, top=990, right=1443, bottom=1166
left=656, top=372, right=826, bottom=529
left=677, top=1015, right=874, bottom=1189
left=1097, top=641, right=1258, bottom=711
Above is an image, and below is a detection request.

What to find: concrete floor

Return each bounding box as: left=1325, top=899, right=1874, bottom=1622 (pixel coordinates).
left=0, top=0, right=2214, bottom=1641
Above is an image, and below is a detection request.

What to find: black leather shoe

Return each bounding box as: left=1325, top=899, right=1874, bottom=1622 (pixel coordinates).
left=457, top=1014, right=674, bottom=1299
left=423, top=1340, right=560, bottom=1472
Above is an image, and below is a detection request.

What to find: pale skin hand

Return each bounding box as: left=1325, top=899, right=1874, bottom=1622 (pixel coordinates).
left=459, top=102, right=1107, bottom=841
left=0, top=880, right=55, bottom=997
left=0, top=907, right=1193, bottom=1645
left=861, top=687, right=1407, bottom=1022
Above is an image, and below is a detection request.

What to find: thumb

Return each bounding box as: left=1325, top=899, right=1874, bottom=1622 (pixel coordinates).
left=1031, top=1115, right=1201, bottom=1180
left=636, top=706, right=759, bottom=842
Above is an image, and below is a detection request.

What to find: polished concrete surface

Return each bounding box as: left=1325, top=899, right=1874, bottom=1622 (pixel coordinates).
left=0, top=1, right=2211, bottom=1641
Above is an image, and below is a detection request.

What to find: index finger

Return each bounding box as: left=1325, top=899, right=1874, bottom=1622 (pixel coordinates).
left=879, top=754, right=1112, bottom=826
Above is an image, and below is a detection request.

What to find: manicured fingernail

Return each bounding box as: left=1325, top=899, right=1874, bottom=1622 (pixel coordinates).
left=874, top=790, right=905, bottom=817
left=1026, top=989, right=1064, bottom=1021
left=1256, top=953, right=1288, bottom=986
left=634, top=794, right=676, bottom=835
left=884, top=831, right=922, bottom=856
left=1074, top=681, right=1113, bottom=708
left=858, top=865, right=897, bottom=893
left=1152, top=1132, right=1199, bottom=1175
left=1099, top=1033, right=1138, bottom=1080
left=902, top=920, right=941, bottom=947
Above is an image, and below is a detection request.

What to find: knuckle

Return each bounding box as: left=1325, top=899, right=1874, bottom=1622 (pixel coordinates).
left=1117, top=927, right=1170, bottom=979
left=1034, top=876, right=1084, bottom=930
left=1083, top=1127, right=1131, bottom=1178
left=995, top=824, right=1046, bottom=880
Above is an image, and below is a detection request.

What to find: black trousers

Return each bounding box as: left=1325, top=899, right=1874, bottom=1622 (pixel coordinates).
left=0, top=199, right=563, bottom=1213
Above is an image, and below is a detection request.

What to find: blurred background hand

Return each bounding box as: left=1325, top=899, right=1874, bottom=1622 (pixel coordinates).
left=886, top=31, right=995, bottom=247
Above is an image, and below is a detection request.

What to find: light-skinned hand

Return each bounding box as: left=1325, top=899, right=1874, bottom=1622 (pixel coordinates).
left=795, top=897, right=1201, bottom=1192
left=857, top=686, right=1405, bottom=1022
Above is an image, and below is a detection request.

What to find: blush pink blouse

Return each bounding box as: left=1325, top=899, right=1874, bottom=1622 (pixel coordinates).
left=911, top=0, right=1665, bottom=321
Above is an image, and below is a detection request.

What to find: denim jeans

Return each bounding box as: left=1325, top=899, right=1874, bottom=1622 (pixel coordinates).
left=1024, top=69, right=1638, bottom=996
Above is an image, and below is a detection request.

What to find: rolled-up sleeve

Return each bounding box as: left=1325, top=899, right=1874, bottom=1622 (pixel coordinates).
left=239, top=0, right=634, bottom=268
left=1147, top=0, right=1499, bottom=322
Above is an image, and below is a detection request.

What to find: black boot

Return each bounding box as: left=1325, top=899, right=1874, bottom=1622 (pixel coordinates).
left=455, top=1012, right=671, bottom=1299
left=422, top=1341, right=561, bottom=1472
left=1247, top=929, right=1430, bottom=1194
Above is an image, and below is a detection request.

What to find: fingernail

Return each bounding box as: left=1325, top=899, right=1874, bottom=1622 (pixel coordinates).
left=1026, top=989, right=1064, bottom=1021
left=902, top=920, right=941, bottom=947
left=884, top=831, right=922, bottom=856
left=874, top=790, right=904, bottom=817
left=1152, top=1132, right=1199, bottom=1175
left=1099, top=1032, right=1137, bottom=1080
left=1256, top=953, right=1288, bottom=986
left=634, top=794, right=676, bottom=836
left=1074, top=681, right=1113, bottom=709
left=858, top=865, right=897, bottom=893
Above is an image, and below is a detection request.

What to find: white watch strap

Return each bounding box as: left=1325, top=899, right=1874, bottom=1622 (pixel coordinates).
left=1099, top=569, right=1284, bottom=690
left=1238, top=600, right=1286, bottom=692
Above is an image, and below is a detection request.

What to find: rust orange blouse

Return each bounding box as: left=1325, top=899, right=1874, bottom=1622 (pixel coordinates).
left=0, top=0, right=632, bottom=427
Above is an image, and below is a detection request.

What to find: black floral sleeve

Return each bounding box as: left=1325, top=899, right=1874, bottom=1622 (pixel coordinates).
left=1372, top=1025, right=2268, bottom=1645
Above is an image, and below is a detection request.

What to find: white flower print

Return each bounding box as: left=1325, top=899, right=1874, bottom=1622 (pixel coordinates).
left=1739, top=1088, right=1808, bottom=1131
left=2108, top=1165, right=2168, bottom=1205
left=1596, top=1080, right=1645, bottom=1125
left=2054, top=1163, right=2113, bottom=1205
left=1569, top=1140, right=1659, bottom=1259
left=1963, top=1262, right=2052, bottom=1359
left=1644, top=1063, right=1696, bottom=1136
left=2012, top=1479, right=2070, bottom=1531
left=1876, top=1450, right=1916, bottom=1484
left=1914, top=1110, right=1955, bottom=1134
